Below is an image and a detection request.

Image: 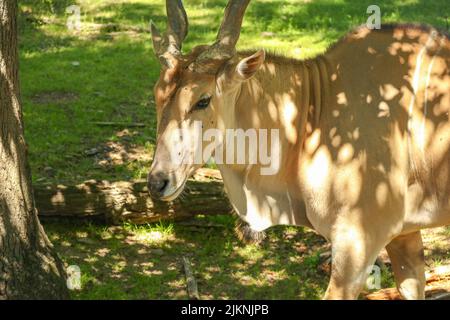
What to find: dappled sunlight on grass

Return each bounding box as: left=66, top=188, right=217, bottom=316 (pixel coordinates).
left=235, top=244, right=265, bottom=261
left=42, top=215, right=331, bottom=299
left=75, top=231, right=88, bottom=238
left=123, top=221, right=175, bottom=244
left=128, top=231, right=167, bottom=244
left=423, top=227, right=450, bottom=270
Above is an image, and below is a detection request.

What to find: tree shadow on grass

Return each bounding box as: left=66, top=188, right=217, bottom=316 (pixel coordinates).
left=43, top=218, right=329, bottom=299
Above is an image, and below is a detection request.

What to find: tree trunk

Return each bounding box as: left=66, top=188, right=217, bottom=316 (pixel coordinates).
left=0, top=0, right=69, bottom=299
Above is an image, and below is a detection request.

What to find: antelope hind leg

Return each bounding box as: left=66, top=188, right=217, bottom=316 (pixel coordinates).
left=385, top=231, right=426, bottom=300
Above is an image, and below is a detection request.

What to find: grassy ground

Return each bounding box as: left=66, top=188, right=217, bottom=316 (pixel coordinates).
left=18, top=0, right=450, bottom=299
left=44, top=216, right=331, bottom=299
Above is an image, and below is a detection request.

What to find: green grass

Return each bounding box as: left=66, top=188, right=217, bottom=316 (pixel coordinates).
left=19, top=0, right=450, bottom=299
left=43, top=215, right=330, bottom=299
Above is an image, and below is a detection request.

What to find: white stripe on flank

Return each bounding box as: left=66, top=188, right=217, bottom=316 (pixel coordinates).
left=407, top=35, right=433, bottom=133
left=420, top=53, right=438, bottom=149
left=406, top=34, right=435, bottom=170
left=420, top=38, right=443, bottom=151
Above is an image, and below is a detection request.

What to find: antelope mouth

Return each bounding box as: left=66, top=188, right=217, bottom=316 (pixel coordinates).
left=159, top=176, right=188, bottom=202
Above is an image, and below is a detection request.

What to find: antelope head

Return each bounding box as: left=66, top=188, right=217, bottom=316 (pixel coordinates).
left=147, top=0, right=264, bottom=201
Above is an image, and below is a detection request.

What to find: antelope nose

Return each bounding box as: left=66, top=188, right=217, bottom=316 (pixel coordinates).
left=147, top=171, right=169, bottom=198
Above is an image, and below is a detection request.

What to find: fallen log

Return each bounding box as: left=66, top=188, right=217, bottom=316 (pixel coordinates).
left=91, top=121, right=146, bottom=127
left=34, top=169, right=232, bottom=224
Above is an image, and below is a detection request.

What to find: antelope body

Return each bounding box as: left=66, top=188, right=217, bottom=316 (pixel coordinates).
left=147, top=0, right=450, bottom=299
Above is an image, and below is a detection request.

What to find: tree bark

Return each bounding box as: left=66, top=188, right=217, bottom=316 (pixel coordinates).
left=0, top=0, right=69, bottom=299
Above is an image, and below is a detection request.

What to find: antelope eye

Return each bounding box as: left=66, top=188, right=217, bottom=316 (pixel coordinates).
left=193, top=96, right=211, bottom=110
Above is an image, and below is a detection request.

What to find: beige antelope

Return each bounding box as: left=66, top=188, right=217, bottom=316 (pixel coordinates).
left=147, top=0, right=450, bottom=299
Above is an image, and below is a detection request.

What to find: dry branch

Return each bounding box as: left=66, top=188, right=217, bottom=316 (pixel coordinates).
left=182, top=257, right=200, bottom=300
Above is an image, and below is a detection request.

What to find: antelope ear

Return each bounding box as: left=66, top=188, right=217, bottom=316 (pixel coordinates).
left=235, top=50, right=265, bottom=80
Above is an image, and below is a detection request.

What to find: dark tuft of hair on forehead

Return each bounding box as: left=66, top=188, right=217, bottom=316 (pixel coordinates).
left=235, top=219, right=266, bottom=245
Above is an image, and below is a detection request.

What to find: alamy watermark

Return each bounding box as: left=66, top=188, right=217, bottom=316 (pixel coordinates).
left=366, top=265, right=381, bottom=290
left=65, top=4, right=382, bottom=34
left=366, top=5, right=381, bottom=30
left=167, top=121, right=280, bottom=176
left=66, top=5, right=81, bottom=31
left=66, top=265, right=81, bottom=290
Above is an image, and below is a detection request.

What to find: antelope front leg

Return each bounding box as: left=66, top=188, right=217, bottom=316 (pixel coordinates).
left=385, top=231, right=426, bottom=300
left=323, top=226, right=388, bottom=300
